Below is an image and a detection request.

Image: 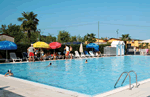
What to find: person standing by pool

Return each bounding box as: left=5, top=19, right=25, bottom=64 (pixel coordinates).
left=27, top=44, right=35, bottom=62
left=69, top=45, right=73, bottom=59
left=64, top=45, right=69, bottom=59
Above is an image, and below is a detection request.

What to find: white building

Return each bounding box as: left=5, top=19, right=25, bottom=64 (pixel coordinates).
left=111, top=41, right=125, bottom=56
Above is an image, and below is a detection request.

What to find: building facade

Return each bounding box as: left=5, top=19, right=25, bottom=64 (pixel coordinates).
left=0, top=34, right=14, bottom=42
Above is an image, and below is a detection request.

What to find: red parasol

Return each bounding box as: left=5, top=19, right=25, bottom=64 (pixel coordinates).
left=49, top=42, right=61, bottom=49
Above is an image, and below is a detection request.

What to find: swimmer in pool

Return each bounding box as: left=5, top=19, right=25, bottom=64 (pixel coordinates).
left=5, top=69, right=13, bottom=77
left=85, top=60, right=88, bottom=63
left=47, top=63, right=52, bottom=67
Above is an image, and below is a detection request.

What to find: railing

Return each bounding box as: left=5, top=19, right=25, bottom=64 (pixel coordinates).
left=114, top=70, right=138, bottom=90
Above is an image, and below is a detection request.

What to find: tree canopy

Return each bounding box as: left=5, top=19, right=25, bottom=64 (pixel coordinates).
left=18, top=11, right=39, bottom=43
left=84, top=33, right=96, bottom=43
left=0, top=23, right=24, bottom=43
left=121, top=34, right=131, bottom=42
left=57, top=31, right=70, bottom=43
left=40, top=33, right=56, bottom=43
left=70, top=36, right=77, bottom=42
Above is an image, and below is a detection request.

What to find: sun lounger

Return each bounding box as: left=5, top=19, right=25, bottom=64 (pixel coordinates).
left=0, top=54, right=8, bottom=62
left=0, top=58, right=6, bottom=62
left=81, top=52, right=86, bottom=58
left=22, top=52, right=28, bottom=61
left=75, top=51, right=81, bottom=58
left=58, top=52, right=63, bottom=59
left=69, top=53, right=75, bottom=59
left=84, top=51, right=91, bottom=57
left=96, top=52, right=101, bottom=57
left=10, top=52, right=22, bottom=62
left=89, top=51, right=96, bottom=57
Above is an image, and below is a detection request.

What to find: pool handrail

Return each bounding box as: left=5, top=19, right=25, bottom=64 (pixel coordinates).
left=114, top=72, right=131, bottom=90
left=121, top=70, right=138, bottom=88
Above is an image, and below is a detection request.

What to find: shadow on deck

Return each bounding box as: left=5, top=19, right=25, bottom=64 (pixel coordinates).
left=0, top=86, right=24, bottom=97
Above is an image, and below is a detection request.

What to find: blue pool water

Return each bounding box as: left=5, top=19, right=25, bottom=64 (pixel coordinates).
left=0, top=56, right=150, bottom=96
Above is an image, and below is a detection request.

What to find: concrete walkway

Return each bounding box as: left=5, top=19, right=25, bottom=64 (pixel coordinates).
left=0, top=75, right=88, bottom=97
left=94, top=79, right=150, bottom=97
left=105, top=81, right=150, bottom=97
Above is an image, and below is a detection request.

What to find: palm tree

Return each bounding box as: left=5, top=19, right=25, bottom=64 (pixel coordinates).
left=121, top=34, right=131, bottom=54
left=145, top=43, right=149, bottom=49
left=18, top=12, right=39, bottom=43
left=121, top=34, right=131, bottom=45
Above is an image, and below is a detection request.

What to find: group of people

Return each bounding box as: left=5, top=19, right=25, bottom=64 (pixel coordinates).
left=26, top=44, right=74, bottom=62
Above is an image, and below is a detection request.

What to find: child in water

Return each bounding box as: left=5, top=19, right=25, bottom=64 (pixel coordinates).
left=5, top=69, right=13, bottom=77
left=47, top=63, right=52, bottom=67
left=85, top=60, right=88, bottom=63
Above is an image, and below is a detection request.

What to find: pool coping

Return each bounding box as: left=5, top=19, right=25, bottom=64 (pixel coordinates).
left=94, top=78, right=150, bottom=97
left=0, top=74, right=90, bottom=97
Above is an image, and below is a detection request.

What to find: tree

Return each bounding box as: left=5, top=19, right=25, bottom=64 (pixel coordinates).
left=121, top=34, right=131, bottom=54
left=40, top=34, right=56, bottom=43
left=57, top=31, right=70, bottom=43
left=0, top=23, right=24, bottom=43
left=0, top=25, right=7, bottom=34
left=84, top=33, right=96, bottom=43
left=30, top=31, right=39, bottom=42
left=121, top=34, right=131, bottom=45
left=70, top=36, right=77, bottom=42
left=18, top=11, right=39, bottom=43
left=77, top=35, right=84, bottom=42
left=139, top=43, right=144, bottom=49
left=20, top=33, right=30, bottom=43
left=45, top=33, right=56, bottom=42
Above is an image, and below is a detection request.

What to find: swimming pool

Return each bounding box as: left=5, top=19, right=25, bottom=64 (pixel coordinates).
left=0, top=56, right=150, bottom=96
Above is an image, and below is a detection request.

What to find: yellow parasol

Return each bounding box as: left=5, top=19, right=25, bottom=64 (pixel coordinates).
left=33, top=41, right=50, bottom=58
left=33, top=41, right=50, bottom=48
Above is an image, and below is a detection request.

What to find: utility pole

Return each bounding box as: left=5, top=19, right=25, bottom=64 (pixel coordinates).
left=98, top=21, right=99, bottom=45
left=116, top=29, right=119, bottom=39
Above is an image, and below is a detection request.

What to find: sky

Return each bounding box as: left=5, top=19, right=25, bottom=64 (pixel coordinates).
left=0, top=0, right=150, bottom=40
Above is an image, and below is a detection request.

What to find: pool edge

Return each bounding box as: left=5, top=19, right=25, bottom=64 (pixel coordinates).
left=94, top=78, right=150, bottom=97
left=0, top=74, right=90, bottom=97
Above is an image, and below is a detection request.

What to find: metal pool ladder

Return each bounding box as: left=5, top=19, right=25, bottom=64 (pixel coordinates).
left=114, top=70, right=138, bottom=90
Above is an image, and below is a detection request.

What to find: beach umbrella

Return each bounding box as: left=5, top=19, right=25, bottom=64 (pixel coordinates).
left=33, top=41, right=50, bottom=57
left=49, top=42, right=61, bottom=54
left=33, top=41, right=50, bottom=48
left=49, top=42, right=61, bottom=49
left=86, top=43, right=99, bottom=52
left=79, top=43, right=83, bottom=53
left=0, top=40, right=17, bottom=62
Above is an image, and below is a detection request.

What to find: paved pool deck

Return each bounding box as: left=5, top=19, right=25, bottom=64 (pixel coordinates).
left=0, top=75, right=88, bottom=97
left=0, top=74, right=150, bottom=97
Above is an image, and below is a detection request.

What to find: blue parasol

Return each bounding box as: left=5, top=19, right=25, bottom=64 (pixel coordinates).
left=0, top=41, right=17, bottom=62
left=0, top=40, right=17, bottom=50
left=86, top=43, right=99, bottom=52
